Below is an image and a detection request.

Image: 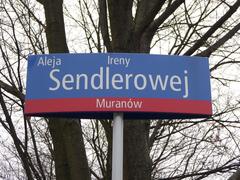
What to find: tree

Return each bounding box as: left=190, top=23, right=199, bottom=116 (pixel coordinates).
left=35, top=0, right=91, bottom=179
left=0, top=0, right=51, bottom=179
left=228, top=169, right=240, bottom=180
left=98, top=0, right=240, bottom=179
left=0, top=0, right=240, bottom=179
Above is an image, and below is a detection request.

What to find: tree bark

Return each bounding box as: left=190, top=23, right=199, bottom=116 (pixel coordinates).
left=123, top=120, right=152, bottom=180
left=38, top=0, right=91, bottom=179
left=49, top=119, right=90, bottom=180
left=228, top=169, right=240, bottom=180
left=106, top=0, right=153, bottom=179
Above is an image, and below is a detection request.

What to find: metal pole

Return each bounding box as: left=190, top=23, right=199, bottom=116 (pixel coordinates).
left=112, top=112, right=124, bottom=180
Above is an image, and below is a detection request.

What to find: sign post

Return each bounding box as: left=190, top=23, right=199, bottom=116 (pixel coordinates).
left=24, top=53, right=212, bottom=180
left=112, top=112, right=124, bottom=180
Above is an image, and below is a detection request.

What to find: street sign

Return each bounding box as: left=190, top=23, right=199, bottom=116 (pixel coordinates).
left=24, top=53, right=212, bottom=119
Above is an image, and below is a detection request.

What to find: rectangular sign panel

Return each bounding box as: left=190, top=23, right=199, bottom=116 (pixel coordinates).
left=24, top=53, right=212, bottom=119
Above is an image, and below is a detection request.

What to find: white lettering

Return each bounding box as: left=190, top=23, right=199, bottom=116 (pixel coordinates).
left=96, top=98, right=105, bottom=108
left=112, top=74, right=124, bottom=90
left=134, top=74, right=147, bottom=90
left=48, top=67, right=190, bottom=99
left=183, top=70, right=189, bottom=98
left=170, top=75, right=181, bottom=91
left=37, top=57, right=44, bottom=66
left=96, top=98, right=143, bottom=109
left=125, top=74, right=133, bottom=89
left=149, top=74, right=169, bottom=90
left=91, top=67, right=103, bottom=90
left=107, top=55, right=131, bottom=68
left=76, top=74, right=88, bottom=90
left=49, top=69, right=60, bottom=91
left=125, top=58, right=130, bottom=68
left=62, top=74, right=74, bottom=90
left=106, top=66, right=110, bottom=89
left=37, top=56, right=62, bottom=68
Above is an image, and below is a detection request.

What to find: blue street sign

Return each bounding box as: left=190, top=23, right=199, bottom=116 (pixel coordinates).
left=25, top=53, right=212, bottom=119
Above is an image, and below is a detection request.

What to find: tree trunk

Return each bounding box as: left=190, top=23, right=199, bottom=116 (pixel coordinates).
left=39, top=0, right=91, bottom=179
left=123, top=120, right=152, bottom=180
left=106, top=0, right=153, bottom=179
left=228, top=169, right=240, bottom=180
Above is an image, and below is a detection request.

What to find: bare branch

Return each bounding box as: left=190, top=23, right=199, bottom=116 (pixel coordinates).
left=0, top=80, right=24, bottom=101
left=0, top=88, right=34, bottom=179
left=197, top=22, right=240, bottom=57
left=36, top=0, right=45, bottom=5
left=134, top=0, right=166, bottom=35
left=140, top=0, right=185, bottom=52
left=184, top=0, right=240, bottom=56
left=99, top=0, right=112, bottom=52
left=160, top=163, right=240, bottom=180
left=19, top=0, right=45, bottom=28
left=148, top=0, right=185, bottom=35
